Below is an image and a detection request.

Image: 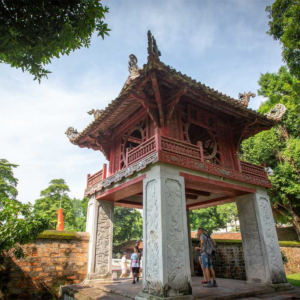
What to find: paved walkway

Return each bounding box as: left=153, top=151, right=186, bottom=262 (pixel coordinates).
left=61, top=277, right=300, bottom=300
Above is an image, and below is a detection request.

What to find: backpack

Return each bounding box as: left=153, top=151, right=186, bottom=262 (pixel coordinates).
left=203, top=234, right=216, bottom=257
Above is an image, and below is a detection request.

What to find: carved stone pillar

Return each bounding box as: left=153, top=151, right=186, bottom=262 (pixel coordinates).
left=138, top=165, right=193, bottom=300
left=236, top=187, right=287, bottom=284
left=86, top=199, right=114, bottom=280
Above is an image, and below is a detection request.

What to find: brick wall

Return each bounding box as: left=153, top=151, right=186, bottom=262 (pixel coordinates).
left=0, top=231, right=89, bottom=300
left=281, top=246, right=300, bottom=275
left=191, top=239, right=246, bottom=280
left=191, top=239, right=300, bottom=279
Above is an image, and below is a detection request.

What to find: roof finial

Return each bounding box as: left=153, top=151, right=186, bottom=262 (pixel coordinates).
left=128, top=54, right=139, bottom=76
left=147, top=30, right=161, bottom=61
left=238, top=92, right=256, bottom=107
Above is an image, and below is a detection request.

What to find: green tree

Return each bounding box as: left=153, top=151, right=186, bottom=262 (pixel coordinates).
left=0, top=159, right=18, bottom=208
left=33, top=179, right=85, bottom=231
left=189, top=203, right=238, bottom=235
left=266, top=0, right=300, bottom=79
left=241, top=67, right=300, bottom=238
left=0, top=159, right=49, bottom=259
left=113, top=207, right=143, bottom=245
left=0, top=0, right=110, bottom=82
left=72, top=197, right=89, bottom=232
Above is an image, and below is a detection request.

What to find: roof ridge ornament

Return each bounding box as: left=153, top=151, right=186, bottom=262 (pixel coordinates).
left=128, top=54, right=139, bottom=76
left=265, top=103, right=287, bottom=121
left=65, top=127, right=80, bottom=142
left=88, top=109, right=103, bottom=119
left=238, top=92, right=256, bottom=107
left=147, top=30, right=161, bottom=61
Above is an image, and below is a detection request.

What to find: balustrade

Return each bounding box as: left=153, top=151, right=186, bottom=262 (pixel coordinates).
left=87, top=131, right=269, bottom=193
left=240, top=161, right=267, bottom=178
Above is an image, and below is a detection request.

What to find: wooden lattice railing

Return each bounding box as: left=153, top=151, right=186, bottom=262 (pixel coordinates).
left=240, top=161, right=267, bottom=178
left=86, top=130, right=270, bottom=195
left=87, top=164, right=107, bottom=188
left=127, top=136, right=156, bottom=166
left=161, top=135, right=203, bottom=160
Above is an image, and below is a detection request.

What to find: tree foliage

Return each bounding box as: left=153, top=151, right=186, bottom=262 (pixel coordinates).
left=266, top=0, right=300, bottom=79
left=113, top=207, right=143, bottom=246
left=0, top=198, right=49, bottom=259
left=0, top=0, right=110, bottom=82
left=0, top=159, right=49, bottom=259
left=189, top=203, right=238, bottom=235
left=0, top=159, right=18, bottom=208
left=241, top=67, right=300, bottom=238
left=33, top=179, right=87, bottom=231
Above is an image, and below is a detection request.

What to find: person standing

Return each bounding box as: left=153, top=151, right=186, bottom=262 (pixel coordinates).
left=195, top=230, right=208, bottom=284
left=120, top=252, right=128, bottom=278
left=131, top=246, right=140, bottom=284
left=195, top=228, right=218, bottom=288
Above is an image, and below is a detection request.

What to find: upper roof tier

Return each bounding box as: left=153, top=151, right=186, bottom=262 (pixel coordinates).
left=66, top=31, right=287, bottom=153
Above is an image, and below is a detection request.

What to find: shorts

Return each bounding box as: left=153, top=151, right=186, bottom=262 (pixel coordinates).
left=121, top=268, right=127, bottom=274
left=132, top=267, right=140, bottom=275
left=201, top=254, right=213, bottom=269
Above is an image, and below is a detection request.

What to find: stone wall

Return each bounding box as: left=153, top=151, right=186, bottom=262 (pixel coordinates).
left=0, top=231, right=89, bottom=300
left=191, top=239, right=300, bottom=279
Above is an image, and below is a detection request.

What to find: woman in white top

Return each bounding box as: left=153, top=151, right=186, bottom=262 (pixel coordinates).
left=120, top=252, right=128, bottom=278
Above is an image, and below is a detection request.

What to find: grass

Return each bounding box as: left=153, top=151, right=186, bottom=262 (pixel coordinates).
left=287, top=272, right=300, bottom=287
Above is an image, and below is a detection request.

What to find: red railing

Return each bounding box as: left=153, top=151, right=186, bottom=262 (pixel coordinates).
left=161, top=135, right=203, bottom=160
left=240, top=161, right=267, bottom=178
left=87, top=164, right=107, bottom=188
left=127, top=136, right=156, bottom=166
left=86, top=130, right=269, bottom=194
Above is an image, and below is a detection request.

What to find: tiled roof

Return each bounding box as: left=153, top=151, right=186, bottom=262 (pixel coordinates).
left=70, top=54, right=274, bottom=145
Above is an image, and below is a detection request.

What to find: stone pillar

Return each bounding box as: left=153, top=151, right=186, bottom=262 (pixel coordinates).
left=236, top=187, right=287, bottom=285
left=86, top=199, right=114, bottom=280
left=186, top=210, right=195, bottom=276
left=138, top=165, right=193, bottom=300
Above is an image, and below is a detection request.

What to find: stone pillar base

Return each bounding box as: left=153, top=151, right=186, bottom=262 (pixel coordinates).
left=136, top=293, right=195, bottom=300
left=87, top=272, right=113, bottom=281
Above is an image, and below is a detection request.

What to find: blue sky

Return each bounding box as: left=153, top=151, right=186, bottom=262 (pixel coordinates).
left=0, top=0, right=283, bottom=204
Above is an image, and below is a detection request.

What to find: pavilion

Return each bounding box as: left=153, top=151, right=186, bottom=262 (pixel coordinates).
left=65, top=31, right=288, bottom=300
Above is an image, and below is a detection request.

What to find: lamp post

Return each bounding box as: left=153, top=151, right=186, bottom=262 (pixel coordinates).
left=57, top=192, right=64, bottom=231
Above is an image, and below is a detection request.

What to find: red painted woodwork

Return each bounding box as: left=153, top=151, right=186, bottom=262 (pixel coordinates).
left=87, top=169, right=103, bottom=188
left=127, top=136, right=156, bottom=166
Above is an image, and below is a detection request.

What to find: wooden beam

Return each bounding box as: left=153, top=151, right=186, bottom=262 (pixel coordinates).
left=165, top=86, right=188, bottom=125
left=186, top=193, right=198, bottom=200
left=187, top=196, right=235, bottom=210
left=115, top=200, right=143, bottom=209
left=180, top=172, right=257, bottom=194
left=185, top=188, right=210, bottom=197
left=151, top=72, right=164, bottom=127
left=130, top=92, right=160, bottom=127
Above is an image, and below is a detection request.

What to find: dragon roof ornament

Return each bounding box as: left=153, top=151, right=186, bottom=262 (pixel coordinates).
left=238, top=92, right=256, bottom=107
left=264, top=104, right=287, bottom=121
left=147, top=30, right=161, bottom=60
left=128, top=54, right=139, bottom=76
left=65, top=127, right=80, bottom=143
left=88, top=109, right=103, bottom=120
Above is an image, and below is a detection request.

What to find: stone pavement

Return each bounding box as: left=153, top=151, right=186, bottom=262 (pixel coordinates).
left=61, top=277, right=300, bottom=300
